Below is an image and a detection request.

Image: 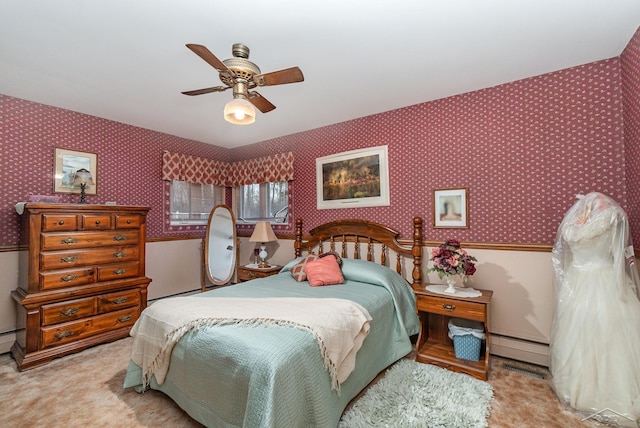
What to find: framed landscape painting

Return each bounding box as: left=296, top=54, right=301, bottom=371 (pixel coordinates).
left=316, top=145, right=390, bottom=209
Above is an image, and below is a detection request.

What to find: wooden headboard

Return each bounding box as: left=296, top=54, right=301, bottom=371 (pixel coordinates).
left=294, top=217, right=423, bottom=285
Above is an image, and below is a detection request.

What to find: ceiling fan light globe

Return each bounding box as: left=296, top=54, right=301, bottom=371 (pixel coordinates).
left=224, top=98, right=256, bottom=125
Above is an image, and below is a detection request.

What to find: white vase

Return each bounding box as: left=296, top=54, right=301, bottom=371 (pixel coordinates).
left=445, top=276, right=458, bottom=294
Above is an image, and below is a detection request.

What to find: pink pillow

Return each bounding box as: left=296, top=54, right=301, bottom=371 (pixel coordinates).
left=304, top=255, right=345, bottom=286
left=290, top=254, right=319, bottom=282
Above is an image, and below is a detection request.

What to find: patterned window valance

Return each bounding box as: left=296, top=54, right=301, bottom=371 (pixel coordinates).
left=229, top=152, right=295, bottom=185
left=161, top=151, right=230, bottom=186
left=162, top=151, right=294, bottom=186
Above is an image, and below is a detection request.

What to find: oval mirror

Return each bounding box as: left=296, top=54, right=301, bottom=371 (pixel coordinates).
left=203, top=204, right=237, bottom=289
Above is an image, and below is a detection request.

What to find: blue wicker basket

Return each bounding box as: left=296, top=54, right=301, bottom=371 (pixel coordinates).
left=452, top=334, right=482, bottom=361
left=448, top=318, right=485, bottom=361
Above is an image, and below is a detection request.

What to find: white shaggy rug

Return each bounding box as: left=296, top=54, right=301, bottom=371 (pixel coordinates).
left=339, top=359, right=494, bottom=428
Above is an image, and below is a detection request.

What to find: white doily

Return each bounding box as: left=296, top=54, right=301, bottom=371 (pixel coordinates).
left=426, top=284, right=482, bottom=298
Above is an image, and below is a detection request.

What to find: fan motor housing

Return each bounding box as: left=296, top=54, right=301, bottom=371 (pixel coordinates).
left=221, top=43, right=261, bottom=86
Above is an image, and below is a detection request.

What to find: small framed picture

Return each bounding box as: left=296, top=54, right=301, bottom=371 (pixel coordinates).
left=53, top=148, right=98, bottom=195
left=433, top=187, right=468, bottom=228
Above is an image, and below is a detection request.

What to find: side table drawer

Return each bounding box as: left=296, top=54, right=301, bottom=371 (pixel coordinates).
left=416, top=295, right=487, bottom=322
left=237, top=266, right=281, bottom=282
left=238, top=268, right=260, bottom=281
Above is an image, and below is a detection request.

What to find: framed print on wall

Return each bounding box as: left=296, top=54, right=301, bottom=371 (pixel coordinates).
left=434, top=187, right=468, bottom=228
left=316, top=145, right=390, bottom=209
left=53, top=148, right=98, bottom=195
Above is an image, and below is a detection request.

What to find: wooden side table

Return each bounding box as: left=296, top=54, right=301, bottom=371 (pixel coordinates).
left=412, top=285, right=493, bottom=380
left=237, top=265, right=282, bottom=282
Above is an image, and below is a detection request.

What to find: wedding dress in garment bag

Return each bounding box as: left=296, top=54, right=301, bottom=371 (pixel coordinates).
left=550, top=192, right=640, bottom=427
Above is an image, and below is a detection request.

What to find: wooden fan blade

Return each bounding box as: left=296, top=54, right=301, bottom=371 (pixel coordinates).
left=181, top=86, right=230, bottom=96
left=248, top=91, right=276, bottom=113
left=254, top=67, right=304, bottom=86
left=186, top=44, right=231, bottom=74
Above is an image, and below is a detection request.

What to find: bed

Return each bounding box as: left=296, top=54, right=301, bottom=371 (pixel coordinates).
left=123, top=217, right=424, bottom=427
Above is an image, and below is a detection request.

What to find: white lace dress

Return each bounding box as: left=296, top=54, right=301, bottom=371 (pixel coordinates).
left=550, top=194, right=640, bottom=426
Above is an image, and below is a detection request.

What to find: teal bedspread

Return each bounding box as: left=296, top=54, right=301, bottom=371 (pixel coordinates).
left=123, top=258, right=418, bottom=428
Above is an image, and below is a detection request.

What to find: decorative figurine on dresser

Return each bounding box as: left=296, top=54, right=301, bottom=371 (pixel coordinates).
left=11, top=203, right=152, bottom=370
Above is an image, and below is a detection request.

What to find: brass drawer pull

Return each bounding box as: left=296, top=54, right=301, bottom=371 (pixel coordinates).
left=58, top=220, right=65, bottom=225
left=60, top=308, right=79, bottom=317
left=95, top=220, right=101, bottom=225
left=126, top=220, right=132, bottom=224
left=117, top=315, right=132, bottom=323
left=113, top=251, right=126, bottom=258
left=61, top=255, right=78, bottom=264
left=111, top=297, right=128, bottom=304
left=61, top=237, right=78, bottom=245
left=54, top=330, right=74, bottom=339
left=60, top=275, right=78, bottom=283
left=113, top=235, right=127, bottom=241
left=113, top=268, right=127, bottom=275
left=442, top=303, right=456, bottom=311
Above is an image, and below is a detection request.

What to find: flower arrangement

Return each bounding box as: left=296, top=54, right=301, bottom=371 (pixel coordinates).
left=428, top=239, right=477, bottom=281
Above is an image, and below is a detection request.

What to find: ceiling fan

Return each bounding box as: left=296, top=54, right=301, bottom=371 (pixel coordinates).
left=181, top=43, right=304, bottom=124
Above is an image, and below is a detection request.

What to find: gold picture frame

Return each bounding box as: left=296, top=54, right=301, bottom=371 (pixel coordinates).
left=53, top=148, right=98, bottom=195
left=434, top=187, right=468, bottom=228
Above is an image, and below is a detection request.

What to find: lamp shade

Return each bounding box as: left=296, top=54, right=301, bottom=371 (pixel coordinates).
left=72, top=168, right=94, bottom=186
left=224, top=97, right=256, bottom=125
left=249, top=221, right=277, bottom=243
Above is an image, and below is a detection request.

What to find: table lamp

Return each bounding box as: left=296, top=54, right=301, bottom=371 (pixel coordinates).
left=249, top=221, right=277, bottom=268
left=72, top=168, right=94, bottom=204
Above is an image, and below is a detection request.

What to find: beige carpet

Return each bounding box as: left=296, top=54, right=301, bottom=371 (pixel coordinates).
left=0, top=338, right=609, bottom=427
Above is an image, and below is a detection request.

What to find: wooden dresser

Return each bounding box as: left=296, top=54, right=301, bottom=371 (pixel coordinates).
left=11, top=203, right=151, bottom=370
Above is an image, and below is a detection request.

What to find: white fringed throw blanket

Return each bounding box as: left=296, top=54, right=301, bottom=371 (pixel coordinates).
left=129, top=296, right=372, bottom=391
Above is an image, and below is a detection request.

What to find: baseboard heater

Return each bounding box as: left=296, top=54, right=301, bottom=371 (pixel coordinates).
left=0, top=331, right=16, bottom=355
left=490, top=333, right=550, bottom=367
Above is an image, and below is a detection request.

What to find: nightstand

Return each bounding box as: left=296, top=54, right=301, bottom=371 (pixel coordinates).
left=412, top=285, right=493, bottom=380
left=237, top=264, right=282, bottom=282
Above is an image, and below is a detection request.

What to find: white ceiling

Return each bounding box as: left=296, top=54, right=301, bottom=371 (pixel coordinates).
left=1, top=0, right=640, bottom=149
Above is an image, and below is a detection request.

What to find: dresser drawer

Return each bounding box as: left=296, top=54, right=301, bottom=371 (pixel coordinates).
left=82, top=214, right=112, bottom=230
left=41, top=307, right=139, bottom=349
left=115, top=214, right=142, bottom=229
left=97, top=289, right=140, bottom=313
left=42, top=214, right=78, bottom=232
left=40, top=246, right=140, bottom=270
left=41, top=297, right=95, bottom=326
left=416, top=295, right=487, bottom=322
left=97, top=262, right=140, bottom=281
left=41, top=230, right=140, bottom=251
left=40, top=267, right=95, bottom=290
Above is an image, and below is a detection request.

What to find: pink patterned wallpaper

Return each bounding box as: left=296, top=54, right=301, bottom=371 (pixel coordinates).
left=622, top=27, right=640, bottom=248
left=0, top=96, right=229, bottom=245
left=233, top=58, right=632, bottom=245
left=1, top=40, right=638, bottom=247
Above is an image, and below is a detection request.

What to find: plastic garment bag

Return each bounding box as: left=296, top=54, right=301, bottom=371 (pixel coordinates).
left=550, top=192, right=640, bottom=426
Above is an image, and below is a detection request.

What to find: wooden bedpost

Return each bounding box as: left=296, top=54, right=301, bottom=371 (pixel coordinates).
left=294, top=219, right=303, bottom=257
left=412, top=216, right=423, bottom=285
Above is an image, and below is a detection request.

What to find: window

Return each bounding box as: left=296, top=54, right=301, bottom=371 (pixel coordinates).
left=170, top=181, right=224, bottom=225
left=236, top=181, right=289, bottom=224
